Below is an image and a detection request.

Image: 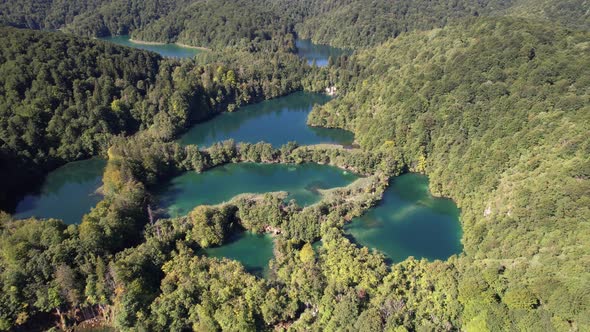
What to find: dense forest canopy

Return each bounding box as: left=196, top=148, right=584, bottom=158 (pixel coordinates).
left=0, top=27, right=161, bottom=163
left=0, top=0, right=110, bottom=30
left=0, top=0, right=186, bottom=34
left=295, top=0, right=590, bottom=48
left=1, top=0, right=588, bottom=50
left=129, top=0, right=297, bottom=52
left=295, top=0, right=514, bottom=48
left=0, top=27, right=162, bottom=208
left=0, top=0, right=589, bottom=331
left=308, top=17, right=590, bottom=330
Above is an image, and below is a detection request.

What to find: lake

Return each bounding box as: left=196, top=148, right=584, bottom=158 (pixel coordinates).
left=205, top=232, right=274, bottom=277
left=14, top=159, right=106, bottom=225
left=155, top=163, right=358, bottom=217
left=98, top=35, right=201, bottom=58
left=179, top=92, right=354, bottom=147
left=296, top=39, right=351, bottom=67
left=345, top=173, right=462, bottom=262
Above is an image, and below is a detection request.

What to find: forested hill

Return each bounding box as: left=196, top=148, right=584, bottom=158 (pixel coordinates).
left=0, top=0, right=187, bottom=33
left=296, top=0, right=590, bottom=48
left=0, top=0, right=299, bottom=51
left=63, top=0, right=197, bottom=37
left=128, top=0, right=298, bottom=52
left=295, top=0, right=515, bottom=48
left=0, top=27, right=163, bottom=161
left=309, top=17, right=590, bottom=329
left=2, top=0, right=588, bottom=50
left=0, top=27, right=163, bottom=207
left=0, top=27, right=310, bottom=210
left=501, top=0, right=590, bottom=31
left=0, top=0, right=109, bottom=30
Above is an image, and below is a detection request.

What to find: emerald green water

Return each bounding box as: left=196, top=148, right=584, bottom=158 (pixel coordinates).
left=296, top=39, right=351, bottom=67
left=155, top=163, right=358, bottom=217
left=98, top=35, right=201, bottom=58
left=345, top=174, right=462, bottom=262
left=14, top=159, right=106, bottom=225
left=178, top=92, right=354, bottom=147
left=205, top=232, right=274, bottom=277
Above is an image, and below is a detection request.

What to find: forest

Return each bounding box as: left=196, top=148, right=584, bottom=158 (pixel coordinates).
left=295, top=0, right=590, bottom=48
left=0, top=0, right=589, bottom=331
left=308, top=17, right=590, bottom=330
left=2, top=0, right=588, bottom=50
left=0, top=27, right=309, bottom=209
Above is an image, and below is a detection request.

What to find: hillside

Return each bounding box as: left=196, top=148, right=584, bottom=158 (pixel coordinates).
left=0, top=0, right=194, bottom=35
left=129, top=0, right=297, bottom=52
left=0, top=0, right=109, bottom=30
left=1, top=0, right=588, bottom=50
left=297, top=0, right=590, bottom=48
left=296, top=0, right=514, bottom=48
left=309, top=17, right=590, bottom=329
left=0, top=1, right=588, bottom=331
left=63, top=0, right=197, bottom=37
left=503, top=0, right=590, bottom=31
left=0, top=27, right=163, bottom=208
left=0, top=27, right=309, bottom=210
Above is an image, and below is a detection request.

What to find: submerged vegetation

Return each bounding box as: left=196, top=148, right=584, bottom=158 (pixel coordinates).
left=0, top=0, right=588, bottom=331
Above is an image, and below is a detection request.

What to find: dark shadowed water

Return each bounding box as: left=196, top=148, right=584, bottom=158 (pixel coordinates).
left=14, top=159, right=106, bottom=224
left=296, top=39, right=351, bottom=67
left=205, top=232, right=274, bottom=277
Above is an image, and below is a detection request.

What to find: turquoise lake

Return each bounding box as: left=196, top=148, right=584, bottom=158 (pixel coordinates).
left=155, top=163, right=358, bottom=218
left=98, top=35, right=201, bottom=58
left=179, top=91, right=354, bottom=147
left=205, top=232, right=274, bottom=277
left=345, top=173, right=462, bottom=262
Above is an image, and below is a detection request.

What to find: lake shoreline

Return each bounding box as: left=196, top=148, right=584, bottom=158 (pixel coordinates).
left=128, top=38, right=211, bottom=51
left=155, top=162, right=360, bottom=217
left=178, top=91, right=355, bottom=148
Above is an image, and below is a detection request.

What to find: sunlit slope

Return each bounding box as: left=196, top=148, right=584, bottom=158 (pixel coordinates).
left=309, top=17, right=590, bottom=329
left=296, top=0, right=589, bottom=48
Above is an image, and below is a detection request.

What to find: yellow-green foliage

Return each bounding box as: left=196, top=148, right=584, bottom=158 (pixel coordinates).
left=188, top=205, right=236, bottom=248
left=310, top=17, right=590, bottom=330
left=1, top=9, right=589, bottom=331
left=297, top=0, right=589, bottom=49
left=299, top=243, right=315, bottom=264
left=149, top=247, right=267, bottom=331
